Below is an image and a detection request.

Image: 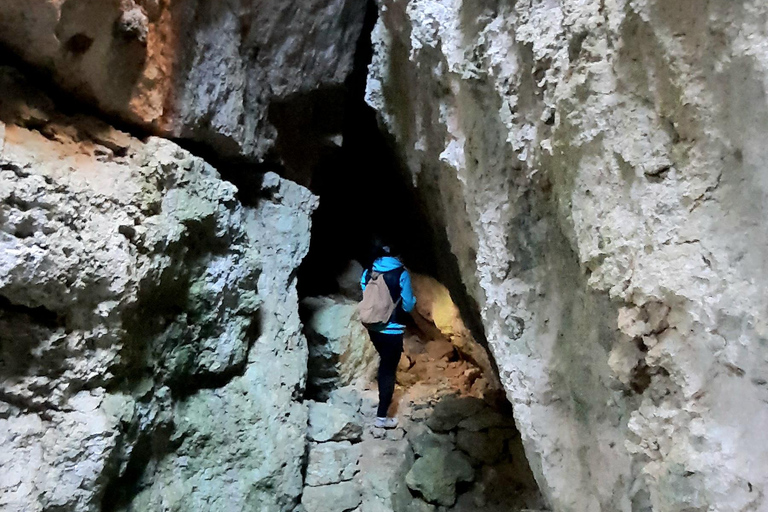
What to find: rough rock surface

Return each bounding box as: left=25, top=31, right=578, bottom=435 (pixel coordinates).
left=405, top=448, right=474, bottom=506
left=410, top=274, right=497, bottom=385
left=0, top=65, right=317, bottom=512
left=305, top=441, right=362, bottom=487
left=0, top=0, right=366, bottom=167
left=301, top=387, right=364, bottom=512
left=367, top=1, right=768, bottom=510
left=301, top=481, right=362, bottom=512
left=301, top=296, right=377, bottom=400
left=307, top=400, right=363, bottom=443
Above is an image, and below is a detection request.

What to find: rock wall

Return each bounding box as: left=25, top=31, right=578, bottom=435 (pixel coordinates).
left=0, top=0, right=366, bottom=167
left=367, top=1, right=768, bottom=510
left=0, top=65, right=317, bottom=511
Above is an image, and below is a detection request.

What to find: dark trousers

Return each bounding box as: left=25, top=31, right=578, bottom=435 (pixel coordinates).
left=368, top=330, right=404, bottom=417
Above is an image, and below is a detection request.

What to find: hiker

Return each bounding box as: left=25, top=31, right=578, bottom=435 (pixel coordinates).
left=359, top=241, right=416, bottom=429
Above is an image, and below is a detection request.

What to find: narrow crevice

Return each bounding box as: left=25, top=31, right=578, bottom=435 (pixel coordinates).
left=101, top=420, right=177, bottom=512
left=297, top=0, right=437, bottom=300
left=292, top=0, right=505, bottom=403
left=292, top=5, right=544, bottom=511
left=0, top=295, right=63, bottom=329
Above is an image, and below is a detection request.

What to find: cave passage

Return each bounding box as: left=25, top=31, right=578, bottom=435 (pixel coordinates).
left=292, top=4, right=548, bottom=511
left=295, top=4, right=436, bottom=299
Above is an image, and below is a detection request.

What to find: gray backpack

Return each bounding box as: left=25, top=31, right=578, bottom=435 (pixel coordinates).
left=358, top=271, right=401, bottom=328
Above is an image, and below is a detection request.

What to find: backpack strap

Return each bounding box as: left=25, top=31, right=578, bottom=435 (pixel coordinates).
left=363, top=267, right=376, bottom=286
left=382, top=266, right=405, bottom=303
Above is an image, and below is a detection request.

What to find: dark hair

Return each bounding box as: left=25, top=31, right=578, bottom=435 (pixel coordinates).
left=367, top=237, right=394, bottom=268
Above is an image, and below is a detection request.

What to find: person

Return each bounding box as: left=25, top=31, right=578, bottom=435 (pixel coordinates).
left=360, top=241, right=416, bottom=429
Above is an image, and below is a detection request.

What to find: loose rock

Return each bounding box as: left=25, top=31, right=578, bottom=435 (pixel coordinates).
left=405, top=448, right=475, bottom=506
left=308, top=401, right=363, bottom=443
left=306, top=441, right=362, bottom=486
left=426, top=396, right=487, bottom=432
left=301, top=481, right=363, bottom=512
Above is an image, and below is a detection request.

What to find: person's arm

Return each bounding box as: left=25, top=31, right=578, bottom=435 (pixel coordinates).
left=399, top=269, right=416, bottom=312
left=360, top=269, right=369, bottom=291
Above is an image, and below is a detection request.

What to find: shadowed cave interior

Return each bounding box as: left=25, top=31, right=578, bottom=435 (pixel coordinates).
left=290, top=6, right=548, bottom=510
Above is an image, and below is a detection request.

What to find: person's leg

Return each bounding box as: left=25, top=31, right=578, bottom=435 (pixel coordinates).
left=369, top=331, right=404, bottom=418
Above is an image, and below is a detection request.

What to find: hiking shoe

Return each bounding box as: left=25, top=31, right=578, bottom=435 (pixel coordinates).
left=374, top=417, right=398, bottom=429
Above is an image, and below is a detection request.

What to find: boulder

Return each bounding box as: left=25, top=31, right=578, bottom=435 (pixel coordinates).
left=306, top=441, right=362, bottom=486
left=425, top=396, right=487, bottom=432
left=406, top=426, right=456, bottom=457
left=302, top=296, right=377, bottom=400
left=356, top=428, right=414, bottom=512
left=301, top=481, right=363, bottom=512
left=308, top=401, right=363, bottom=443
left=336, top=260, right=365, bottom=300
left=329, top=386, right=364, bottom=413
left=404, top=448, right=474, bottom=506
left=456, top=429, right=506, bottom=465
left=457, top=408, right=516, bottom=432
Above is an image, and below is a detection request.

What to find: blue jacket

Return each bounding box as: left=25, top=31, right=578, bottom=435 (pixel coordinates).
left=360, top=256, right=416, bottom=335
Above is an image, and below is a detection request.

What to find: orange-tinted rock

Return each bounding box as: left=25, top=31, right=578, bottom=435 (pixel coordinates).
left=0, top=0, right=366, bottom=166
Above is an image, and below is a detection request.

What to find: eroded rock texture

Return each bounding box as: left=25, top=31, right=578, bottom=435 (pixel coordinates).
left=0, top=66, right=317, bottom=511
left=0, top=0, right=366, bottom=168
left=301, top=296, right=377, bottom=400
left=367, top=1, right=768, bottom=510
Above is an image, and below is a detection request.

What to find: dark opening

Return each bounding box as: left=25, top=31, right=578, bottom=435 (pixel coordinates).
left=64, top=33, right=94, bottom=55
left=296, top=1, right=437, bottom=299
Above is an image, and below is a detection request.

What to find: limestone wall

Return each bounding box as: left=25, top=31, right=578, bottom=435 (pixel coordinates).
left=0, top=65, right=317, bottom=512
left=367, top=1, right=768, bottom=510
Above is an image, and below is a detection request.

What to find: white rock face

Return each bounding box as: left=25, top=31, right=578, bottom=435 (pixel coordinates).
left=0, top=0, right=366, bottom=165
left=367, top=1, right=768, bottom=510
left=305, top=441, right=362, bottom=487
left=0, top=65, right=317, bottom=512
left=302, top=296, right=378, bottom=399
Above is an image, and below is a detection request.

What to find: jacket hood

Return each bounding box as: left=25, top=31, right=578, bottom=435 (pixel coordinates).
left=372, top=256, right=404, bottom=272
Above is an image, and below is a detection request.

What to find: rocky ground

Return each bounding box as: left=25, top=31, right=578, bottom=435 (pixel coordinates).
left=300, top=325, right=548, bottom=512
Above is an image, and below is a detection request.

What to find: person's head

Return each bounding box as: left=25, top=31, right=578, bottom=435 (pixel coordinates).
left=369, top=237, right=394, bottom=264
